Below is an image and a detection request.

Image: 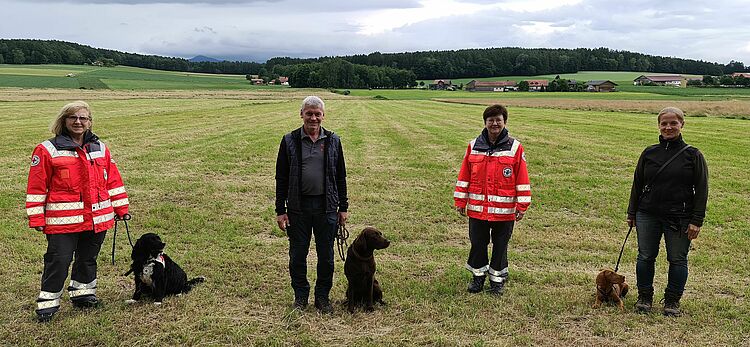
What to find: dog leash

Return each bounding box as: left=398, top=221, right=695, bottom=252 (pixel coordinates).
left=336, top=224, right=349, bottom=262
left=614, top=226, right=633, bottom=272
left=111, top=217, right=135, bottom=265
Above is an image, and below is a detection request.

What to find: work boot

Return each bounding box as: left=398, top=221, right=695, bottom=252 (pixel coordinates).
left=467, top=276, right=486, bottom=293
left=487, top=280, right=505, bottom=296
left=663, top=291, right=682, bottom=317
left=634, top=287, right=653, bottom=314
left=293, top=297, right=308, bottom=310
left=314, top=297, right=333, bottom=314
left=35, top=307, right=58, bottom=323
left=71, top=295, right=100, bottom=309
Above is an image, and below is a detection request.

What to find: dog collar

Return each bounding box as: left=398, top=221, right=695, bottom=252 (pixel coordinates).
left=149, top=253, right=165, bottom=266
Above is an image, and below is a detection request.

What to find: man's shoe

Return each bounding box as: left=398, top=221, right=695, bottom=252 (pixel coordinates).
left=634, top=287, right=653, bottom=314
left=314, top=297, right=333, bottom=314
left=467, top=276, right=486, bottom=294
left=487, top=280, right=505, bottom=296
left=293, top=297, right=308, bottom=310
left=71, top=295, right=100, bottom=309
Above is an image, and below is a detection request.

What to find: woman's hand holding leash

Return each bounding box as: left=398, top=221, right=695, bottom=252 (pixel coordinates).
left=455, top=206, right=466, bottom=216
left=687, top=224, right=700, bottom=240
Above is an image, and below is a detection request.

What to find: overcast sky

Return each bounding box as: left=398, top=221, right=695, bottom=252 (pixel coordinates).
left=2, top=0, right=749, bottom=64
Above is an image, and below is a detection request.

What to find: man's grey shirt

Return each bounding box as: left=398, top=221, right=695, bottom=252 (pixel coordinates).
left=300, top=127, right=327, bottom=196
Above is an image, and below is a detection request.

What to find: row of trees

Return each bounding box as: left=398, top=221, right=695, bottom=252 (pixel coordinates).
left=0, top=39, right=264, bottom=74
left=2, top=39, right=748, bottom=89
left=268, top=47, right=738, bottom=80
left=690, top=75, right=750, bottom=87
left=274, top=59, right=416, bottom=88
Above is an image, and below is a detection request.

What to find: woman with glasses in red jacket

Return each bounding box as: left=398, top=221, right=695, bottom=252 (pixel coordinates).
left=26, top=101, right=130, bottom=322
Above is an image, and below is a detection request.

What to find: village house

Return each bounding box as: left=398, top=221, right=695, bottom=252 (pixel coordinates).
left=428, top=79, right=453, bottom=90
left=634, top=74, right=686, bottom=87
left=465, top=80, right=517, bottom=92
left=526, top=80, right=549, bottom=91
left=586, top=80, right=618, bottom=92
left=731, top=72, right=750, bottom=78
left=279, top=76, right=289, bottom=85
left=250, top=78, right=264, bottom=85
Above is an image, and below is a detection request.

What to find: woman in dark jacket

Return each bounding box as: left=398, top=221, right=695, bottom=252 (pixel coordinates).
left=627, top=106, right=708, bottom=316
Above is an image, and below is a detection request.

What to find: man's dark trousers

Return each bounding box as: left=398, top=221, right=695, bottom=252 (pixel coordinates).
left=287, top=195, right=337, bottom=302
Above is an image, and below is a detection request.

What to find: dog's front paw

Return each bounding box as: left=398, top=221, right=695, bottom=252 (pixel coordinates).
left=154, top=302, right=162, bottom=306
left=125, top=299, right=138, bottom=304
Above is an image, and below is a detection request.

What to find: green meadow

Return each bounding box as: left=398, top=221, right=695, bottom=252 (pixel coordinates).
left=0, top=89, right=748, bottom=345
left=0, top=64, right=275, bottom=90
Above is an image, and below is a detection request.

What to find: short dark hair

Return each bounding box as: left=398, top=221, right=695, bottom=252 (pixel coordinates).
left=483, top=104, right=508, bottom=122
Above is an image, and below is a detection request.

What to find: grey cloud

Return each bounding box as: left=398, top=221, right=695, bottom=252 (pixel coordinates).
left=15, top=0, right=421, bottom=11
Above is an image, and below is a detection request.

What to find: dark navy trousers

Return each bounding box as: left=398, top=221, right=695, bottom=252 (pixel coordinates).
left=287, top=195, right=337, bottom=301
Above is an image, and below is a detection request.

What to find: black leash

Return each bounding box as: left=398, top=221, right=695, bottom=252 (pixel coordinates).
left=614, top=226, right=633, bottom=272
left=336, top=224, right=349, bottom=262
left=111, top=217, right=134, bottom=265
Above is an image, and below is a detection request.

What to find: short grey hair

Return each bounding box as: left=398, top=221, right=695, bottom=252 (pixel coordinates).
left=300, top=96, right=325, bottom=112
left=657, top=106, right=685, bottom=123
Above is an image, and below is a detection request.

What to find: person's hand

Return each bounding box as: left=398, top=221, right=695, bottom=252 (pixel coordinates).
left=686, top=223, right=701, bottom=240
left=34, top=226, right=44, bottom=232
left=515, top=211, right=525, bottom=221
left=455, top=206, right=466, bottom=216
left=338, top=212, right=349, bottom=226
left=627, top=218, right=635, bottom=228
left=276, top=214, right=290, bottom=231
left=115, top=213, right=132, bottom=221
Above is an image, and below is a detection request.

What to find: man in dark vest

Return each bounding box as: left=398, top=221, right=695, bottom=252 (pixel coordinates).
left=275, top=96, right=348, bottom=314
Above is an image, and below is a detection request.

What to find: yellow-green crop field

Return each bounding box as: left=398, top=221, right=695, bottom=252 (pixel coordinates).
left=0, top=87, right=748, bottom=346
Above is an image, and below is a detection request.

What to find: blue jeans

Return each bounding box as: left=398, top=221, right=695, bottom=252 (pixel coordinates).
left=635, top=211, right=691, bottom=295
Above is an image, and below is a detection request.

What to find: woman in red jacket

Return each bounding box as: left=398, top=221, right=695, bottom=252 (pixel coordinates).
left=454, top=104, right=531, bottom=295
left=26, top=101, right=130, bottom=322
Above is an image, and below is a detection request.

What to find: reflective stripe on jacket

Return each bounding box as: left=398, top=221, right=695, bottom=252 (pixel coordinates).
left=454, top=130, right=531, bottom=221
left=26, top=133, right=129, bottom=234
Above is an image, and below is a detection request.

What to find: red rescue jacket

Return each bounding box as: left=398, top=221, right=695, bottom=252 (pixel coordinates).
left=454, top=129, right=531, bottom=221
left=26, top=132, right=129, bottom=234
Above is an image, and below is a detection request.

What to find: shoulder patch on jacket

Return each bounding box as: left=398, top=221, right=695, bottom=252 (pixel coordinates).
left=31, top=155, right=40, bottom=167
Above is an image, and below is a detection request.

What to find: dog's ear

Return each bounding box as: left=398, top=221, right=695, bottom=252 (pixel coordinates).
left=131, top=238, right=147, bottom=261
left=352, top=232, right=368, bottom=253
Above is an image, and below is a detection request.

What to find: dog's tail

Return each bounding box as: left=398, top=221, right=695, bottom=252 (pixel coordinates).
left=182, top=276, right=206, bottom=293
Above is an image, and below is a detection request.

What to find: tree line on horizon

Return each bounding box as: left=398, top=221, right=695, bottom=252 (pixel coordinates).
left=1, top=39, right=747, bottom=89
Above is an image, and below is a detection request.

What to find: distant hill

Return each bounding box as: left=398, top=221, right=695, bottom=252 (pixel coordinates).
left=189, top=55, right=222, bottom=63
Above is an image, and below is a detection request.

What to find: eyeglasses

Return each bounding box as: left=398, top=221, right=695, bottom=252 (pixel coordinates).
left=66, top=116, right=91, bottom=122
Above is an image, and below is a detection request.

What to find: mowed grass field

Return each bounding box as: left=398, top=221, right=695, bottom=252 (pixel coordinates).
left=0, top=90, right=748, bottom=346
left=0, top=64, right=274, bottom=90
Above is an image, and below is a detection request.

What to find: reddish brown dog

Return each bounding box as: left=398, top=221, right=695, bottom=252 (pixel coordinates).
left=593, top=269, right=629, bottom=311
left=344, top=227, right=390, bottom=313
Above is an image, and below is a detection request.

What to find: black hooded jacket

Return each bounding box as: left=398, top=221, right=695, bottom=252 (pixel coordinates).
left=627, top=134, right=708, bottom=226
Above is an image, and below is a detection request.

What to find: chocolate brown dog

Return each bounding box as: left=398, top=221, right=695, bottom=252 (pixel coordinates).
left=344, top=226, right=390, bottom=313
left=593, top=268, right=629, bottom=311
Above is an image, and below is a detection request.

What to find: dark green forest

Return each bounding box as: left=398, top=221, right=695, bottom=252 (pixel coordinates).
left=1, top=39, right=746, bottom=89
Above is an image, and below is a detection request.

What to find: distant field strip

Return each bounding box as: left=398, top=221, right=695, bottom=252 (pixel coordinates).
left=437, top=98, right=750, bottom=118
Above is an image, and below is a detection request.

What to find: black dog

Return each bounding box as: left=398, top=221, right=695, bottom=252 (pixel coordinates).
left=344, top=226, right=390, bottom=313
left=125, top=233, right=204, bottom=305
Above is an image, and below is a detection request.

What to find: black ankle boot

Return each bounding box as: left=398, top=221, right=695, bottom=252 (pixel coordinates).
left=467, top=276, right=485, bottom=293
left=635, top=287, right=653, bottom=313
left=487, top=280, right=505, bottom=296
left=663, top=291, right=682, bottom=317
